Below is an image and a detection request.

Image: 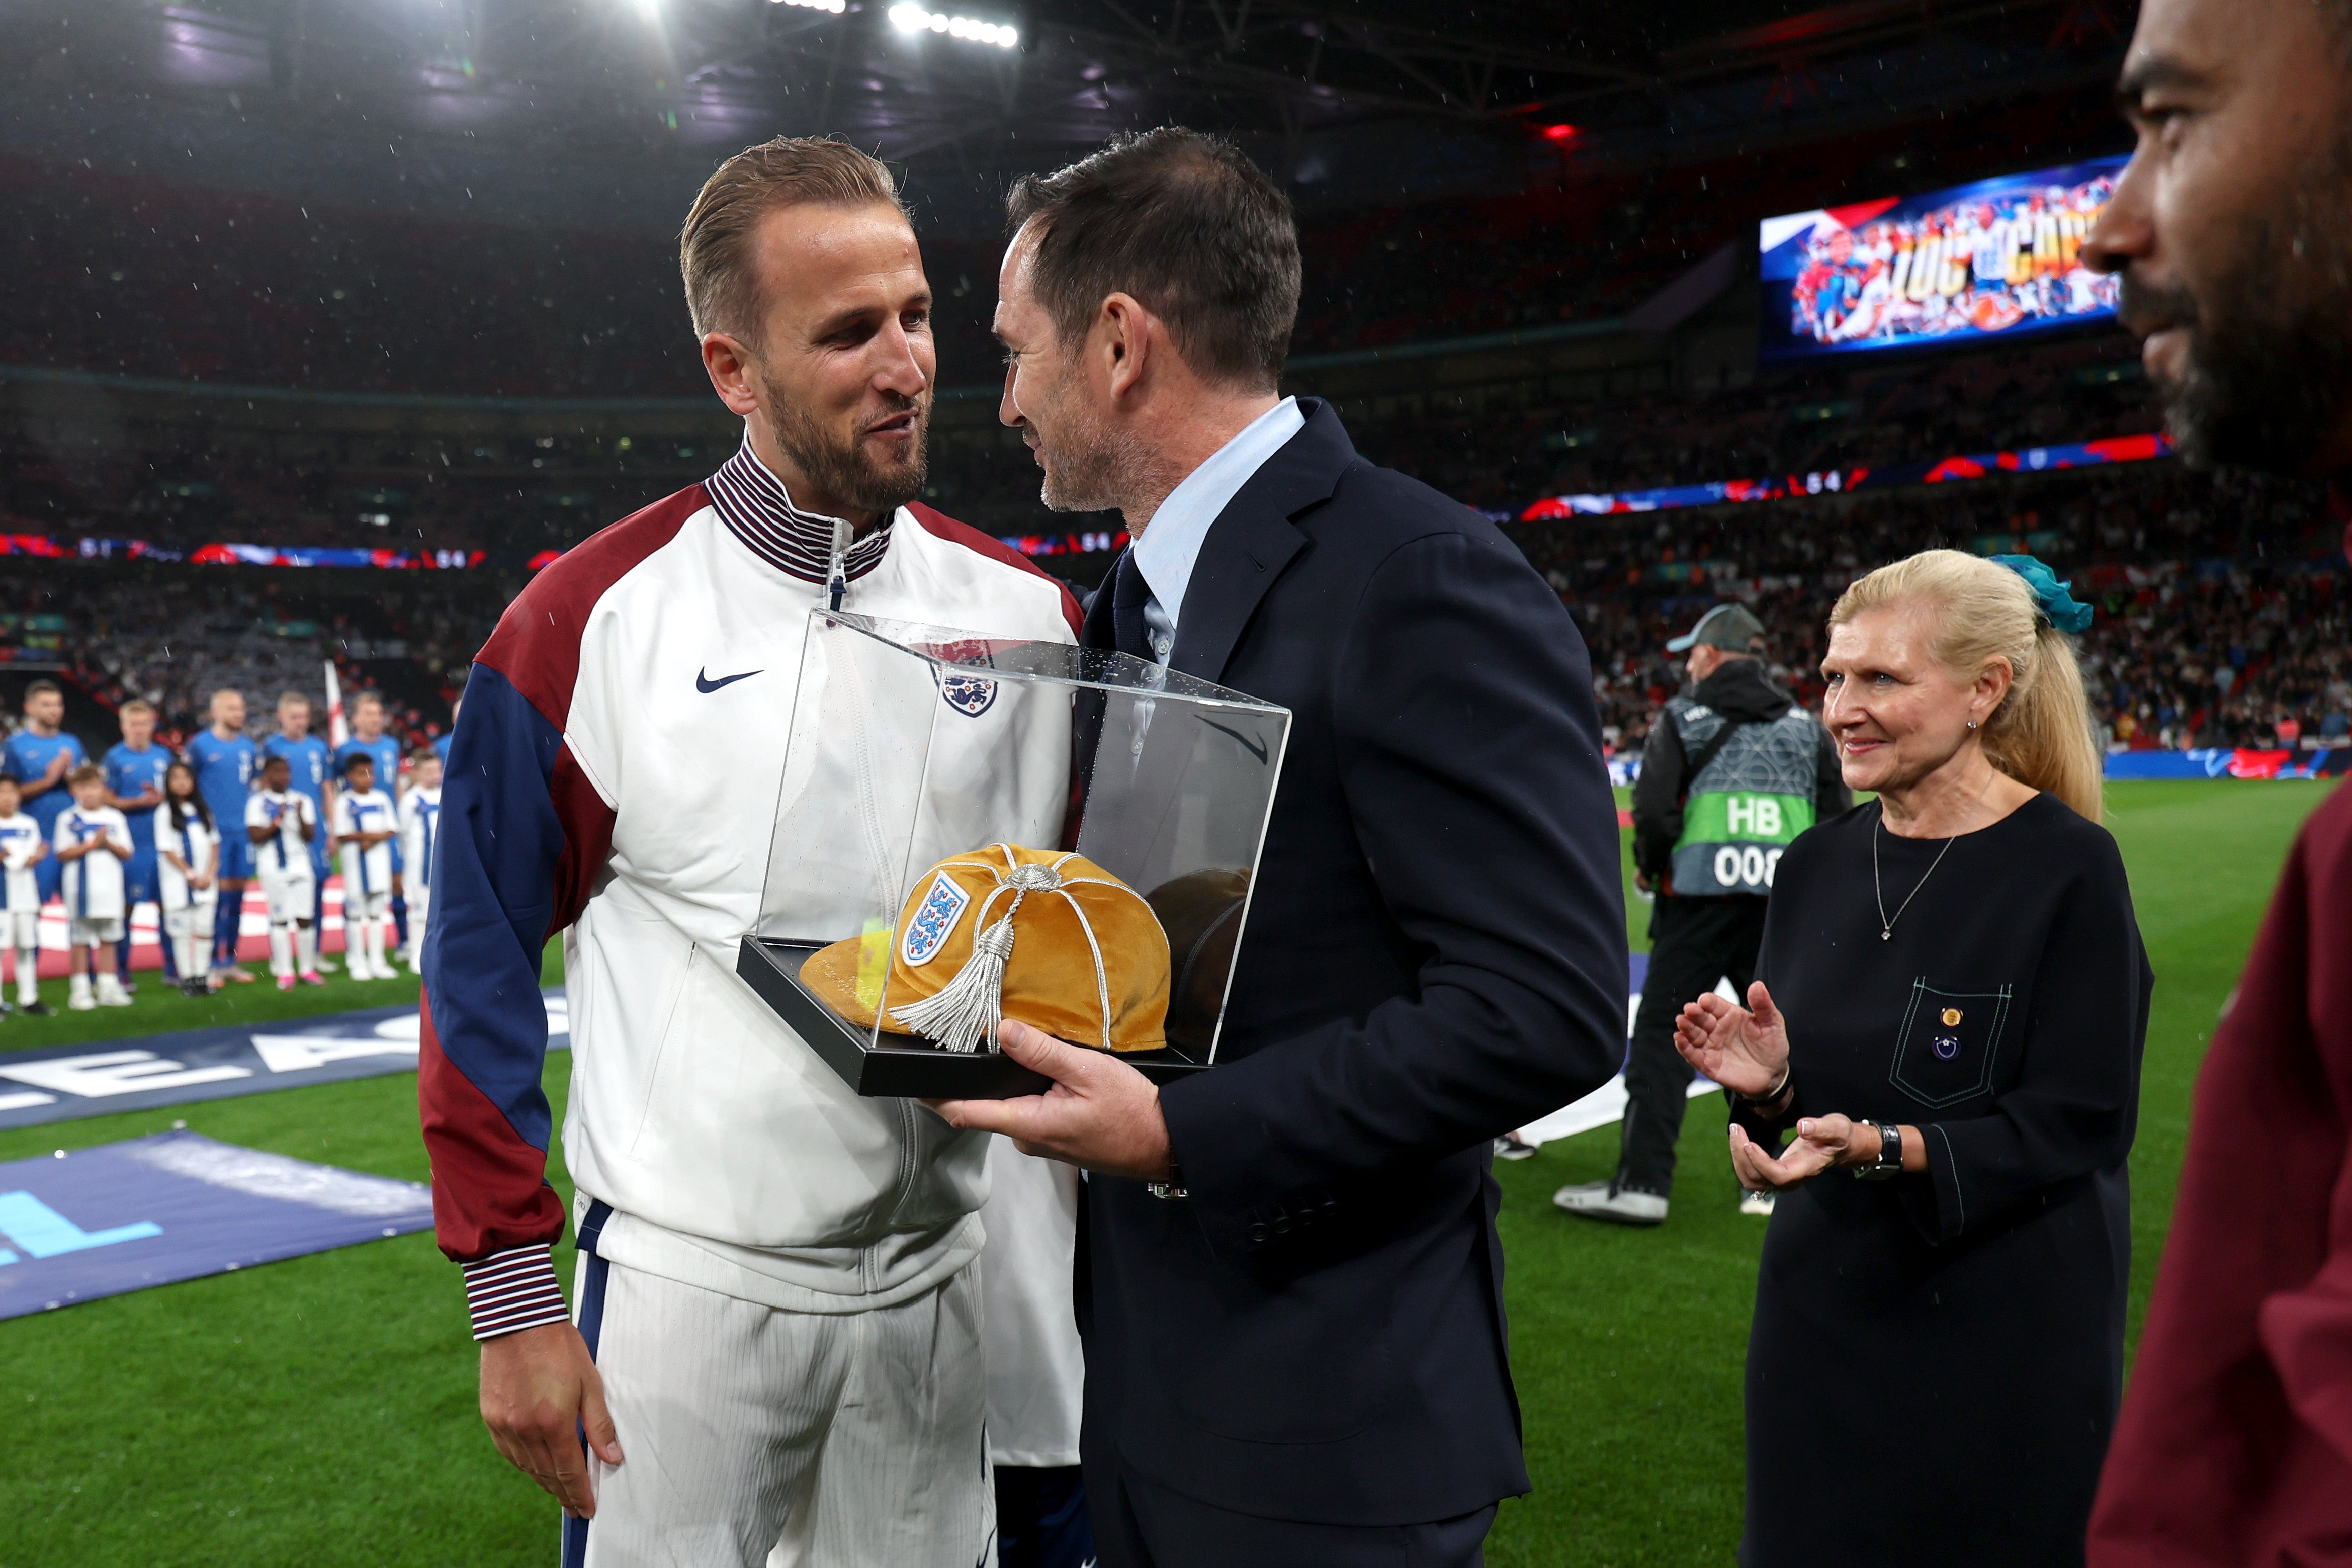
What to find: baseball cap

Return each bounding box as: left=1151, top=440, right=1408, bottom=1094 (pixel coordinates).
left=800, top=843, right=1171, bottom=1055
left=1666, top=602, right=1766, bottom=655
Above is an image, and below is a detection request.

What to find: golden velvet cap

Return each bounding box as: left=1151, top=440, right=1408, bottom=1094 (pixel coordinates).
left=800, top=844, right=1171, bottom=1054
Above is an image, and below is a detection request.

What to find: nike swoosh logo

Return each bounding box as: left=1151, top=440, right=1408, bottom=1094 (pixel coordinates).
left=1198, top=717, right=1268, bottom=764
left=695, top=667, right=761, bottom=693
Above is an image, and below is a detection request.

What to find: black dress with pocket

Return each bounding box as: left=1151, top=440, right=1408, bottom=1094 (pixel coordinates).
left=1732, top=791, right=2149, bottom=1567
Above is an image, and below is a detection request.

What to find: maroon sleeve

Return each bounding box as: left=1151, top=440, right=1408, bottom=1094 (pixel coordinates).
left=2088, top=785, right=2352, bottom=1563
left=416, top=485, right=699, bottom=1338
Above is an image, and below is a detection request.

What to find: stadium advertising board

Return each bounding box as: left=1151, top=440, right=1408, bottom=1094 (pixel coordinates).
left=1759, top=155, right=2128, bottom=361
left=1517, top=432, right=2171, bottom=521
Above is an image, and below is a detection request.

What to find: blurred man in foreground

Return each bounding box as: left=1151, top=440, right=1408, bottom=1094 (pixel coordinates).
left=2080, top=0, right=2352, bottom=1558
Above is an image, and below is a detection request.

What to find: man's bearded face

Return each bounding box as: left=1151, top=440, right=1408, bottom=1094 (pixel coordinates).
left=2125, top=128, right=2352, bottom=473
left=764, top=364, right=929, bottom=517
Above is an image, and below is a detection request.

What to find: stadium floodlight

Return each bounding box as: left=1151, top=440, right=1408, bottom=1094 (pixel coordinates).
left=887, top=4, right=1018, bottom=47
left=772, top=0, right=846, bottom=10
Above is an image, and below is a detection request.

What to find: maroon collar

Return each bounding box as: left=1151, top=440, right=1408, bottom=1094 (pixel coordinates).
left=705, top=443, right=892, bottom=587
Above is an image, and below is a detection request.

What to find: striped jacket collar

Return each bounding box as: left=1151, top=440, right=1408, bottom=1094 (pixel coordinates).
left=704, top=441, right=892, bottom=588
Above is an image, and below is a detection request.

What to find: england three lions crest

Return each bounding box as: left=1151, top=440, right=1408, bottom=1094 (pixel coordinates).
left=901, top=871, right=972, bottom=967
left=939, top=674, right=998, bottom=717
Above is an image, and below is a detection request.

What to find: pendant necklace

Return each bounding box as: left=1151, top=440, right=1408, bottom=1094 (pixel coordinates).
left=1872, top=822, right=1954, bottom=940
left=1872, top=770, right=1998, bottom=941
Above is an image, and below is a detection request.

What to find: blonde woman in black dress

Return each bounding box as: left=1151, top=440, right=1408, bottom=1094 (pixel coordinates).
left=1674, top=549, right=2148, bottom=1568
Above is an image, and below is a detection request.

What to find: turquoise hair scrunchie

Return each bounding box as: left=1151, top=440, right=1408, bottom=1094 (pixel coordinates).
left=1989, top=554, right=2095, bottom=636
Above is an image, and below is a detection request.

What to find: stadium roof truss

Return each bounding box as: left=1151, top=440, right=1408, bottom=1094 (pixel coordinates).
left=1, top=0, right=2132, bottom=178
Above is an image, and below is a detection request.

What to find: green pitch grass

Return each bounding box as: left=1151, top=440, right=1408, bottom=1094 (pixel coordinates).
left=0, top=780, right=2330, bottom=1566
left=0, top=960, right=431, bottom=1053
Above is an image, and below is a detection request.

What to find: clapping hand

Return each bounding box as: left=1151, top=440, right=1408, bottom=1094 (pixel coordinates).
left=1728, top=1114, right=1875, bottom=1192
left=1671, top=980, right=1790, bottom=1099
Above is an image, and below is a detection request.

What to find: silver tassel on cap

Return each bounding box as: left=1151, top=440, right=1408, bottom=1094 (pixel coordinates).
left=890, top=858, right=1067, bottom=1053
left=892, top=916, right=1016, bottom=1052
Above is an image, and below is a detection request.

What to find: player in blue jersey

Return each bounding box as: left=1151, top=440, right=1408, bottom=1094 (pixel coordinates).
left=334, top=692, right=408, bottom=951
left=261, top=690, right=335, bottom=970
left=186, top=689, right=260, bottom=978
left=101, top=699, right=173, bottom=990
left=185, top=688, right=260, bottom=982
left=3, top=679, right=87, bottom=905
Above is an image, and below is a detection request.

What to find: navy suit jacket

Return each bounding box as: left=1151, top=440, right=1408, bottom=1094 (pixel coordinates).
left=1078, top=399, right=1628, bottom=1524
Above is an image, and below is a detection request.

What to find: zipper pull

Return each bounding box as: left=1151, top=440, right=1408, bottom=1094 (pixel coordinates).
left=827, top=516, right=852, bottom=612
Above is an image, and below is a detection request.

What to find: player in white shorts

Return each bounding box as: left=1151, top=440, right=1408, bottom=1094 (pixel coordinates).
left=395, top=748, right=441, bottom=971
left=246, top=753, right=321, bottom=990
left=0, top=775, right=49, bottom=1013
left=331, top=752, right=398, bottom=980
left=54, top=764, right=133, bottom=1010
left=156, top=760, right=220, bottom=997
left=421, top=138, right=1084, bottom=1568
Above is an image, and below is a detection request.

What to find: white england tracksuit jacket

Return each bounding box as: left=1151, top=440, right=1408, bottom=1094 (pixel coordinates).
left=420, top=440, right=1082, bottom=1339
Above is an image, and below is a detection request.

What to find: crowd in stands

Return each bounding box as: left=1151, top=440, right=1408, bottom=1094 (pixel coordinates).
left=5, top=68, right=2330, bottom=771
left=1512, top=461, right=2347, bottom=757
left=1, top=326, right=2154, bottom=568
left=2, top=452, right=2341, bottom=778
left=0, top=566, right=518, bottom=751
left=0, top=424, right=712, bottom=559
left=1345, top=335, right=2155, bottom=516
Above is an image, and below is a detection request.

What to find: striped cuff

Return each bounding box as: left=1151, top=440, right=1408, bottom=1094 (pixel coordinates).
left=460, top=1243, right=571, bottom=1341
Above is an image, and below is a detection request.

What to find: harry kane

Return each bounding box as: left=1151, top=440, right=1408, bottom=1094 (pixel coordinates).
left=419, top=137, right=1079, bottom=1567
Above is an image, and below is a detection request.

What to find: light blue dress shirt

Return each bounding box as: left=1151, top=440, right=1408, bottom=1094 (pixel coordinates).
left=1129, top=396, right=1305, bottom=662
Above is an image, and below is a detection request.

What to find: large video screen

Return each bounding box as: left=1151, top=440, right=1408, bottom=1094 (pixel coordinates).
left=1758, top=155, right=2127, bottom=360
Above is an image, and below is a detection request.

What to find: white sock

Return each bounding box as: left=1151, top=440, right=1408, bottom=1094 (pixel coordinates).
left=270, top=925, right=292, bottom=977
left=70, top=969, right=91, bottom=995
left=178, top=929, right=209, bottom=985
left=365, top=920, right=386, bottom=976
left=296, top=924, right=317, bottom=974
left=16, top=949, right=34, bottom=1003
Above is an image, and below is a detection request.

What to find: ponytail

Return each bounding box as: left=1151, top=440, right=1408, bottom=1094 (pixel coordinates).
left=1991, top=621, right=2105, bottom=824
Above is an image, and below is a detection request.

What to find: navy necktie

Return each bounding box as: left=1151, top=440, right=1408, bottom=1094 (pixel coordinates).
left=1110, top=551, right=1154, bottom=663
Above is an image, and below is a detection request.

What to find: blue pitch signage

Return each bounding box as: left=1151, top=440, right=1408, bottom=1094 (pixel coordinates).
left=0, top=992, right=568, bottom=1130
left=1759, top=156, right=2128, bottom=361
left=0, top=1131, right=433, bottom=1319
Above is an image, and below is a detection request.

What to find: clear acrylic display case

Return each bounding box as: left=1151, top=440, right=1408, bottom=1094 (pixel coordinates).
left=736, top=609, right=1292, bottom=1099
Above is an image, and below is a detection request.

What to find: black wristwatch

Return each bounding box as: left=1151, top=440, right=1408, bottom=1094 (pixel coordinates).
left=1851, top=1120, right=1904, bottom=1181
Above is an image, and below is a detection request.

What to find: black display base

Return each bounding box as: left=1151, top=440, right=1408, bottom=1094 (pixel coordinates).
left=736, top=937, right=1214, bottom=1100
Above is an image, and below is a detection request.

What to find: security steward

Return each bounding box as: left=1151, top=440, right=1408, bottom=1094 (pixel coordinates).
left=1556, top=602, right=1846, bottom=1226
